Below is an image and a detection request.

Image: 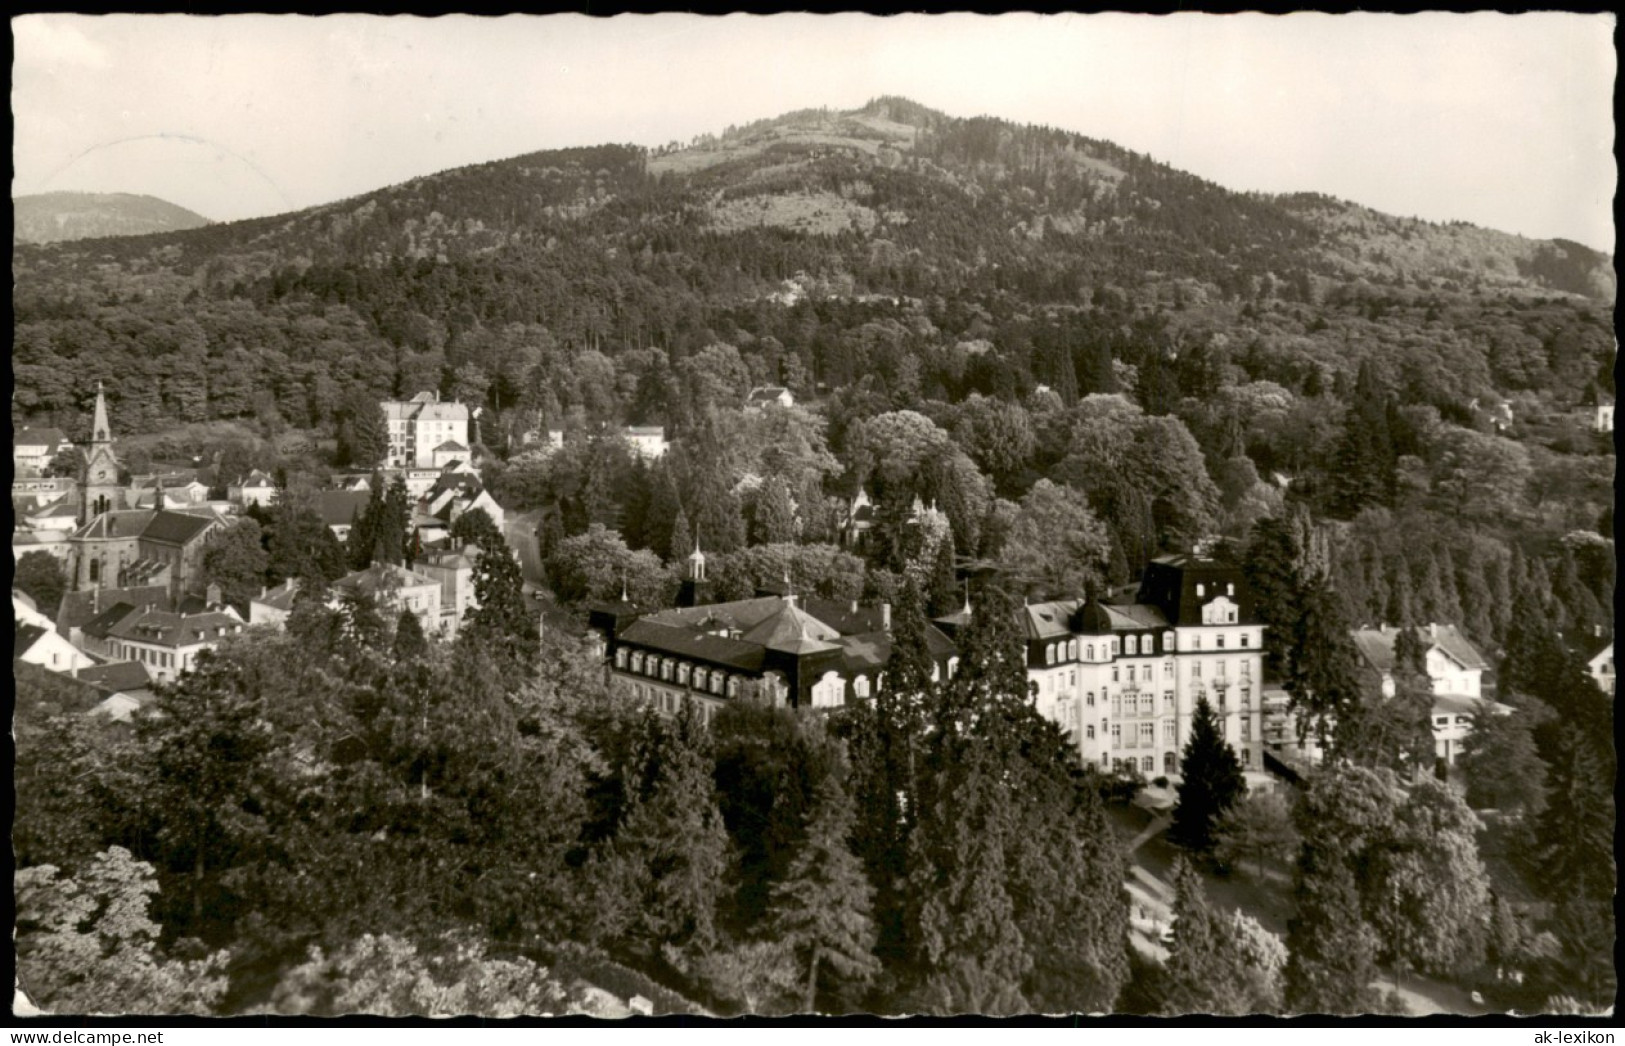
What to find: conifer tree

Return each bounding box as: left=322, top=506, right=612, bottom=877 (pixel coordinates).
left=463, top=532, right=536, bottom=670
left=1283, top=851, right=1382, bottom=1015
left=1170, top=696, right=1246, bottom=854
left=905, top=746, right=1030, bottom=1015
left=765, top=772, right=882, bottom=1013
left=924, top=528, right=960, bottom=618
left=751, top=475, right=799, bottom=546
left=392, top=607, right=428, bottom=662
left=1161, top=857, right=1251, bottom=1014
left=668, top=507, right=694, bottom=568
left=598, top=701, right=730, bottom=954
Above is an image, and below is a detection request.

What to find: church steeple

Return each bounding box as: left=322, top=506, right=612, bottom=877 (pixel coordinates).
left=91, top=381, right=112, bottom=446
left=79, top=382, right=124, bottom=526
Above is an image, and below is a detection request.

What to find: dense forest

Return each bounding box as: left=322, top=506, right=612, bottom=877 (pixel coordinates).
left=12, top=97, right=1616, bottom=1016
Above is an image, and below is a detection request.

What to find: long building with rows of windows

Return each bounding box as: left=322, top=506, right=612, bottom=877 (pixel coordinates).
left=589, top=551, right=1262, bottom=778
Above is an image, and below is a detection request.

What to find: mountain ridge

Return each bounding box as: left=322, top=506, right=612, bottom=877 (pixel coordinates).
left=13, top=190, right=211, bottom=245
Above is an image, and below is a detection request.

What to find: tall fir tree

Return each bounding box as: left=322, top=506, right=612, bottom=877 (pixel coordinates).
left=1170, top=695, right=1247, bottom=854
left=765, top=771, right=882, bottom=1013
left=751, top=475, right=799, bottom=546
left=462, top=532, right=536, bottom=671
left=1283, top=850, right=1383, bottom=1015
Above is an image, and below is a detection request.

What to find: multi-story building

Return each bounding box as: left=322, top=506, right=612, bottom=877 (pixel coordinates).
left=104, top=604, right=247, bottom=684
left=330, top=562, right=444, bottom=638
left=382, top=392, right=471, bottom=469
left=591, top=553, right=955, bottom=723
left=995, top=555, right=1266, bottom=779
left=414, top=547, right=480, bottom=638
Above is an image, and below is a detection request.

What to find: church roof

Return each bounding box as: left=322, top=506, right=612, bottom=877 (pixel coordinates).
left=140, top=510, right=218, bottom=546
left=73, top=510, right=156, bottom=541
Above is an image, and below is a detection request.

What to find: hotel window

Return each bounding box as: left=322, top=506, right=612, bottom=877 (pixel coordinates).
left=1110, top=723, right=1121, bottom=744
left=1216, top=635, right=1225, bottom=649
left=1086, top=725, right=1095, bottom=739
left=711, top=674, right=725, bottom=695
left=854, top=675, right=870, bottom=699
left=1190, top=635, right=1201, bottom=651
left=1046, top=643, right=1056, bottom=665
left=1241, top=634, right=1251, bottom=649
left=1164, top=721, right=1176, bottom=742
left=1241, top=660, right=1251, bottom=678
left=1240, top=687, right=1251, bottom=709
left=615, top=649, right=628, bottom=669
left=1241, top=720, right=1251, bottom=741
left=1112, top=696, right=1122, bottom=717
left=1086, top=644, right=1094, bottom=661
left=1164, top=690, right=1174, bottom=709
left=1125, top=636, right=1137, bottom=655
left=1086, top=691, right=1095, bottom=707
left=1191, top=661, right=1202, bottom=679
left=1142, top=756, right=1155, bottom=773
left=1139, top=722, right=1154, bottom=744
left=1164, top=661, right=1175, bottom=679
left=1111, top=638, right=1121, bottom=656
left=695, top=668, right=709, bottom=691
left=1101, top=753, right=1110, bottom=767
left=1228, top=609, right=1238, bottom=623
left=662, top=660, right=674, bottom=681
left=631, top=652, right=645, bottom=673
left=1138, top=695, right=1153, bottom=716
left=1111, top=666, right=1120, bottom=682
left=677, top=664, right=690, bottom=687
left=1067, top=640, right=1077, bottom=660
left=1217, top=660, right=1227, bottom=679
left=1069, top=670, right=1076, bottom=687
left=1163, top=632, right=1174, bottom=652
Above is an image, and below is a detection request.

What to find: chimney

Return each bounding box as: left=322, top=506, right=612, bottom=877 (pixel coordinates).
left=881, top=602, right=892, bottom=632
left=1429, top=622, right=1438, bottom=639
left=206, top=582, right=222, bottom=606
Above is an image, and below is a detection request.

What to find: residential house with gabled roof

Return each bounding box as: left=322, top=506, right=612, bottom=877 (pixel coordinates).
left=105, top=604, right=247, bottom=684
left=76, top=661, right=158, bottom=723
left=14, top=620, right=99, bottom=675
left=13, top=426, right=73, bottom=477
left=745, top=386, right=795, bottom=411
left=622, top=426, right=668, bottom=460
left=228, top=469, right=278, bottom=508
left=316, top=490, right=373, bottom=543
left=419, top=471, right=505, bottom=535
left=1269, top=622, right=1508, bottom=768
left=250, top=579, right=302, bottom=628
left=1578, top=633, right=1614, bottom=697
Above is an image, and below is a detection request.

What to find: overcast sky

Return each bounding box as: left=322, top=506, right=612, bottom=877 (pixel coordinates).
left=12, top=12, right=1616, bottom=252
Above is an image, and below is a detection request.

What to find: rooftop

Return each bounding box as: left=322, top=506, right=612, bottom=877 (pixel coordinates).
left=1352, top=623, right=1489, bottom=675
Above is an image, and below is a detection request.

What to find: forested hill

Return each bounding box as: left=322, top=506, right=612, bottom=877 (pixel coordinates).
left=11, top=95, right=1614, bottom=442
left=13, top=191, right=210, bottom=244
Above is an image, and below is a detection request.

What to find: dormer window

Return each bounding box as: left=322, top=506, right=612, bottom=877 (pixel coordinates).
left=1163, top=632, right=1174, bottom=652
left=1125, top=636, right=1137, bottom=656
